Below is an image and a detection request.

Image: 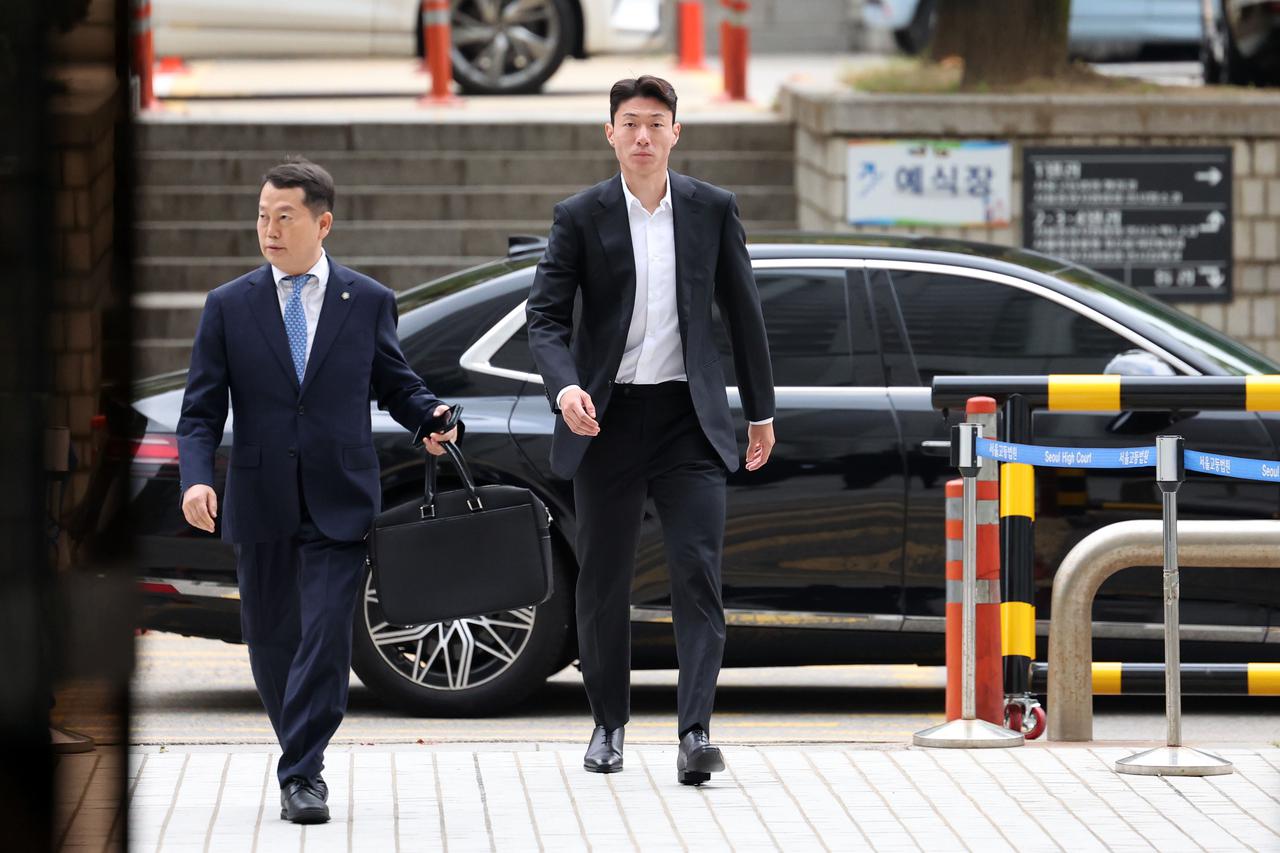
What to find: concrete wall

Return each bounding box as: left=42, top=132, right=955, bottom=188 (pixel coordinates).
left=781, top=88, right=1280, bottom=362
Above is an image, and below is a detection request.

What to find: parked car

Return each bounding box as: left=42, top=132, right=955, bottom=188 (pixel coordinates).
left=151, top=0, right=664, bottom=95
left=1202, top=0, right=1280, bottom=85
left=131, top=235, right=1280, bottom=716
left=865, top=0, right=1203, bottom=59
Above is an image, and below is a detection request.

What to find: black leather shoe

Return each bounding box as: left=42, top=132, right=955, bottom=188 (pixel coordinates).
left=677, top=728, right=725, bottom=785
left=583, top=725, right=624, bottom=773
left=280, top=777, right=329, bottom=824
left=311, top=773, right=328, bottom=802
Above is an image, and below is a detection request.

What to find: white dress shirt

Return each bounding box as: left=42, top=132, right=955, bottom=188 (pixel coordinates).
left=615, top=172, right=685, bottom=386
left=271, top=251, right=328, bottom=366
left=555, top=174, right=772, bottom=426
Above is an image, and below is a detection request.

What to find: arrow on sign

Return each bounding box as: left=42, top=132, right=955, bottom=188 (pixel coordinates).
left=1201, top=210, right=1226, bottom=233
left=1195, top=167, right=1223, bottom=186
left=1199, top=266, right=1226, bottom=288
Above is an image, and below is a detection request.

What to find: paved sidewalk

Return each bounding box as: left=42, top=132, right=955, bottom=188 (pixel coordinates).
left=58, top=742, right=1280, bottom=851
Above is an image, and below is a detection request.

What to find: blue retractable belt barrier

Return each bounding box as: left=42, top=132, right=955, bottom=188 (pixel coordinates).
left=1184, top=449, right=1280, bottom=483
left=976, top=438, right=1157, bottom=469
left=976, top=438, right=1280, bottom=482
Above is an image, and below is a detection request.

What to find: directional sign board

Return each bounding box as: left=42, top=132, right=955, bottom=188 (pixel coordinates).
left=1022, top=147, right=1233, bottom=301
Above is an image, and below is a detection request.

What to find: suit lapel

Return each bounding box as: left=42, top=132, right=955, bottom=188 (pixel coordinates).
left=300, top=258, right=356, bottom=397
left=669, top=171, right=705, bottom=359
left=592, top=175, right=638, bottom=343
left=245, top=265, right=300, bottom=390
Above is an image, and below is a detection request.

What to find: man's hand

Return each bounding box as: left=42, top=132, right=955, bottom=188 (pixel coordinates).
left=182, top=484, right=218, bottom=532
left=421, top=404, right=460, bottom=456
left=560, top=388, right=600, bottom=437
left=745, top=422, right=775, bottom=472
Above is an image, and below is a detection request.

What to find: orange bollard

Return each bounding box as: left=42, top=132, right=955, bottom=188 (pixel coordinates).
left=944, top=396, right=1003, bottom=724
left=130, top=0, right=158, bottom=111
left=419, top=0, right=460, bottom=104
left=719, top=0, right=749, bottom=101
left=677, top=2, right=707, bottom=70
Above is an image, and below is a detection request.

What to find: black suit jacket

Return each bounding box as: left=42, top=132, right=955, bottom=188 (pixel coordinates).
left=526, top=171, right=774, bottom=480
left=177, top=258, right=449, bottom=544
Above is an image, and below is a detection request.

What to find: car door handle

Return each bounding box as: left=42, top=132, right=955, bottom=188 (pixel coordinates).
left=918, top=440, right=951, bottom=457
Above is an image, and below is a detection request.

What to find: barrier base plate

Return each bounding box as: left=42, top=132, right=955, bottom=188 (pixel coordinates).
left=1114, top=745, right=1233, bottom=777
left=912, top=718, right=1025, bottom=749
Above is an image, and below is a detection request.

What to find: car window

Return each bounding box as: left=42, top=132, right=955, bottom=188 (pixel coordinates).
left=712, top=269, right=856, bottom=387
left=401, top=282, right=531, bottom=396
left=491, top=323, right=536, bottom=375
left=880, top=269, right=1138, bottom=385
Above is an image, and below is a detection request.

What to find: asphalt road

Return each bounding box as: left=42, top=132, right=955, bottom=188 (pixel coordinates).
left=98, top=633, right=1278, bottom=748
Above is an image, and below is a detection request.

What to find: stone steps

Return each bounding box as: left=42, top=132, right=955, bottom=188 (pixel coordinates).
left=133, top=119, right=798, bottom=377
left=136, top=183, right=796, bottom=223
left=136, top=150, right=796, bottom=189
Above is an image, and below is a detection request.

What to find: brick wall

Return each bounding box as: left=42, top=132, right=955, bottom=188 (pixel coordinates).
left=782, top=89, right=1280, bottom=363
left=49, top=22, right=120, bottom=512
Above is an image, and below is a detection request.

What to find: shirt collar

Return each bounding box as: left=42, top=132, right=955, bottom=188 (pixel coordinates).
left=619, top=172, right=672, bottom=215
left=272, top=251, right=329, bottom=290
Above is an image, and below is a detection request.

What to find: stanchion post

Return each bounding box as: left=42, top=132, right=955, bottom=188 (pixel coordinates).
left=130, top=0, right=158, bottom=111
left=677, top=1, right=707, bottom=70
left=419, top=0, right=460, bottom=104
left=719, top=0, right=749, bottom=101
left=915, top=423, right=1024, bottom=749
left=1115, top=435, right=1231, bottom=776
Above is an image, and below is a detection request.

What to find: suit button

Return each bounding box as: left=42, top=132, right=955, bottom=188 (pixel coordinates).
left=297, top=405, right=305, bottom=415
left=288, top=447, right=297, bottom=457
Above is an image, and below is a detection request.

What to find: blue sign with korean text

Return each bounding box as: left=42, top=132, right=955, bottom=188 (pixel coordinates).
left=847, top=140, right=1012, bottom=228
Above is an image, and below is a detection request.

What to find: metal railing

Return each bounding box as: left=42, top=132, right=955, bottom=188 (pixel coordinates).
left=1047, top=518, right=1280, bottom=743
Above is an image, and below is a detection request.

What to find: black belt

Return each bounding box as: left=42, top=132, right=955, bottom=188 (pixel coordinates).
left=612, top=380, right=690, bottom=398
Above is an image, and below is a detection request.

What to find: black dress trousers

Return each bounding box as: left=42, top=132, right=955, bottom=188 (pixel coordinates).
left=573, top=381, right=728, bottom=737
left=234, top=482, right=367, bottom=787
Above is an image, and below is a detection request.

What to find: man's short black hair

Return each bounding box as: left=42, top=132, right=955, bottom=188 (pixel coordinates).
left=261, top=158, right=335, bottom=217
left=609, top=75, right=677, bottom=123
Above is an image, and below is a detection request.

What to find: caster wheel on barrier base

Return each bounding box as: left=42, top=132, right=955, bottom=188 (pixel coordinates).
left=1004, top=701, right=1023, bottom=734
left=1004, top=701, right=1046, bottom=740
left=1025, top=705, right=1046, bottom=739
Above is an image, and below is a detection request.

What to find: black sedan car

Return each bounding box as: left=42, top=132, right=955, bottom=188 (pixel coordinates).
left=132, top=235, right=1280, bottom=716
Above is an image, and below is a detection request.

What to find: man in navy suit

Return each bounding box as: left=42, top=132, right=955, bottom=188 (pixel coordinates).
left=177, top=159, right=459, bottom=824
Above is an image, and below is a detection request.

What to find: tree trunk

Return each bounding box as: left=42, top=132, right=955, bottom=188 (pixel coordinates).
left=931, top=0, right=1071, bottom=88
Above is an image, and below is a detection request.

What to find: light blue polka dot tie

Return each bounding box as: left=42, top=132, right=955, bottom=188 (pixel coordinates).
left=283, top=273, right=311, bottom=383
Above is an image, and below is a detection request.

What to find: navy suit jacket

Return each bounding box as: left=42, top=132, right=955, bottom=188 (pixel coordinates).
left=526, top=171, right=775, bottom=480
left=177, top=258, right=447, bottom=544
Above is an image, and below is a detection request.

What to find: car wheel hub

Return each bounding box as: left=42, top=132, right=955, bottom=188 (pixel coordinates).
left=452, top=0, right=561, bottom=88
left=363, top=572, right=535, bottom=691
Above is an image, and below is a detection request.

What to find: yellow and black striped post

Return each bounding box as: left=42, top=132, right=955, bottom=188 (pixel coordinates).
left=1030, top=662, right=1280, bottom=695
left=1000, top=394, right=1036, bottom=703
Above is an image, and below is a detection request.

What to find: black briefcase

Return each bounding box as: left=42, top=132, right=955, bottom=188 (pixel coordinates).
left=367, top=441, right=554, bottom=625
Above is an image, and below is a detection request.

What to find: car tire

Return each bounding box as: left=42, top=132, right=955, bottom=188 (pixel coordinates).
left=892, top=0, right=937, bottom=56
left=351, top=545, right=574, bottom=716
left=447, top=0, right=575, bottom=95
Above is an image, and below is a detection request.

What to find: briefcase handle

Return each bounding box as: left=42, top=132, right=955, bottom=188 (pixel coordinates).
left=422, top=440, right=483, bottom=518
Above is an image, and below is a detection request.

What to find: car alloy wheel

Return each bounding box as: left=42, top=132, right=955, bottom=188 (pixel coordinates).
left=449, top=0, right=572, bottom=95
left=350, top=550, right=572, bottom=716
left=361, top=571, right=535, bottom=691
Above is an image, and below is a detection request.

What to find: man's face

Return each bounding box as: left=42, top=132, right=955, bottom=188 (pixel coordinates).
left=606, top=96, right=680, bottom=177
left=257, top=182, right=332, bottom=274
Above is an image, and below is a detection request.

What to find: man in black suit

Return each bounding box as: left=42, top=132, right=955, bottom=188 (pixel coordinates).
left=177, top=159, right=460, bottom=823
left=527, top=76, right=775, bottom=785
